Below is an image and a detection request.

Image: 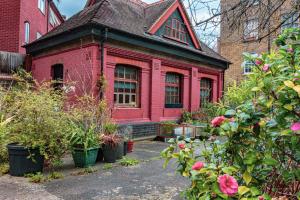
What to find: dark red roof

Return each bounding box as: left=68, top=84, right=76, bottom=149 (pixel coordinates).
left=31, top=0, right=228, bottom=63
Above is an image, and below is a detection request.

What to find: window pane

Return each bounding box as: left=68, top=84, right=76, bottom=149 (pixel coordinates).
left=114, top=65, right=139, bottom=107
left=165, top=73, right=181, bottom=106
left=200, top=78, right=213, bottom=108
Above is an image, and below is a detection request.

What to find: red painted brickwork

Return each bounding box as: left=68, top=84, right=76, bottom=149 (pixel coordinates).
left=0, top=0, right=63, bottom=54
left=31, top=43, right=223, bottom=124
left=0, top=0, right=21, bottom=53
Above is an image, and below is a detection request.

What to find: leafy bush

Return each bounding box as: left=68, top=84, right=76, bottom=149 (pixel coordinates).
left=162, top=28, right=300, bottom=199
left=118, top=157, right=139, bottom=166
left=5, top=79, right=70, bottom=165
left=103, top=163, right=113, bottom=170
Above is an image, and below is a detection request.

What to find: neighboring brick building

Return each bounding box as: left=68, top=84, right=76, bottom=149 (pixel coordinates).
left=219, top=0, right=297, bottom=87
left=25, top=0, right=230, bottom=138
left=0, top=0, right=64, bottom=54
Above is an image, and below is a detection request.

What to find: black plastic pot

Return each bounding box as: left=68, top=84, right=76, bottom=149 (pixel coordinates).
left=7, top=143, right=44, bottom=177
left=102, top=144, right=118, bottom=163
left=96, top=148, right=104, bottom=162
left=116, top=142, right=124, bottom=160
left=124, top=141, right=128, bottom=156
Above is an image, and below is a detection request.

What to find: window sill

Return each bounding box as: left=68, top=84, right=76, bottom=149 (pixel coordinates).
left=114, top=106, right=140, bottom=109
left=163, top=35, right=188, bottom=45
left=243, top=37, right=259, bottom=43
left=165, top=104, right=183, bottom=109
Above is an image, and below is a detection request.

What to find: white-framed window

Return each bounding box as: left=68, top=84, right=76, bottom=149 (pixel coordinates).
left=244, top=19, right=259, bottom=40
left=281, top=13, right=299, bottom=32
left=49, top=8, right=60, bottom=27
left=36, top=32, right=42, bottom=39
left=242, top=53, right=258, bottom=74
left=242, top=0, right=260, bottom=6
left=24, top=22, right=30, bottom=44
left=38, top=0, right=46, bottom=14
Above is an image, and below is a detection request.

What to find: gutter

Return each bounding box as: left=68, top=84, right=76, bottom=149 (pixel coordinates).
left=99, top=28, right=108, bottom=99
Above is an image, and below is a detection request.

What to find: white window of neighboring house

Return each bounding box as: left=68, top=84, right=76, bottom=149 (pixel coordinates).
left=49, top=8, right=60, bottom=27
left=244, top=19, right=259, bottom=40
left=37, top=32, right=42, bottom=39
left=281, top=13, right=299, bottom=32
left=242, top=53, right=258, bottom=74
left=25, top=22, right=30, bottom=44
left=38, top=0, right=46, bottom=14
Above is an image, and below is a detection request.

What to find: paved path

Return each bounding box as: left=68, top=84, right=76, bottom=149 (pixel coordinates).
left=0, top=141, right=189, bottom=200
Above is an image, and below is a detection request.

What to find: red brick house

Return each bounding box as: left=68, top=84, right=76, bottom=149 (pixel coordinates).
left=0, top=0, right=64, bottom=54
left=25, top=0, right=230, bottom=137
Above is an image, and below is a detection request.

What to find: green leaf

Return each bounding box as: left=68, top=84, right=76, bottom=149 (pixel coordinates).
left=293, top=85, right=300, bottom=96
left=222, top=166, right=238, bottom=175
left=243, top=151, right=257, bottom=165
left=283, top=104, right=293, bottom=111
left=224, top=110, right=236, bottom=118
left=238, top=186, right=250, bottom=196
left=251, top=87, right=261, bottom=92
left=243, top=171, right=252, bottom=185
left=263, top=157, right=278, bottom=166
left=284, top=80, right=295, bottom=88
left=250, top=187, right=261, bottom=196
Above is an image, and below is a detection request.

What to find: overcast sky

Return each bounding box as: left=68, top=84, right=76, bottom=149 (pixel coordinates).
left=56, top=0, right=158, bottom=18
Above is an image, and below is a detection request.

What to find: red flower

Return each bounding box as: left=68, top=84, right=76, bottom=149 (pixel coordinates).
left=287, top=48, right=294, bottom=53
left=258, top=196, right=264, bottom=200
left=291, top=122, right=300, bottom=131
left=211, top=116, right=226, bottom=127
left=178, top=143, right=185, bottom=149
left=255, top=60, right=263, bottom=66
left=218, top=174, right=239, bottom=196
left=262, top=64, right=270, bottom=72
left=192, top=161, right=204, bottom=170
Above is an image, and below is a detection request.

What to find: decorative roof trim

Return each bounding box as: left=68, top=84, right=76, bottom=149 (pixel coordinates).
left=49, top=1, right=65, bottom=22
left=148, top=0, right=201, bottom=49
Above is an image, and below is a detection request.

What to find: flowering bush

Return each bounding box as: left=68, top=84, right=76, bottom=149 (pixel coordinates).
left=162, top=28, right=300, bottom=199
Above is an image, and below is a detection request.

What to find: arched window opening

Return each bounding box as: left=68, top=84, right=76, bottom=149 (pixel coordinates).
left=114, top=65, right=140, bottom=107
left=200, top=78, right=213, bottom=108
left=165, top=72, right=183, bottom=108
left=51, top=64, right=64, bottom=89
left=24, top=22, right=30, bottom=44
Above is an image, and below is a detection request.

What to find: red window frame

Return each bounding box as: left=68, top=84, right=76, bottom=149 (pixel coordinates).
left=200, top=78, right=213, bottom=108
left=114, top=65, right=140, bottom=108
left=164, top=18, right=188, bottom=44
left=165, top=73, right=183, bottom=108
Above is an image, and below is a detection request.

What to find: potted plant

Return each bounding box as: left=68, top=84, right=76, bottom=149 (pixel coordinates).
left=101, top=134, right=122, bottom=163
left=68, top=124, right=100, bottom=168
left=5, top=78, right=69, bottom=176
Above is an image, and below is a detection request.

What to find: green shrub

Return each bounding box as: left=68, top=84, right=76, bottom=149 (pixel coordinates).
left=118, top=157, right=139, bottom=166
left=0, top=163, right=9, bottom=175
left=162, top=28, right=300, bottom=199
left=5, top=77, right=70, bottom=165
left=103, top=163, right=113, bottom=170
left=25, top=172, right=46, bottom=183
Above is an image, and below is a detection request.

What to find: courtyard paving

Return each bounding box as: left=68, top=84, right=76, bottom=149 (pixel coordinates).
left=0, top=141, right=189, bottom=200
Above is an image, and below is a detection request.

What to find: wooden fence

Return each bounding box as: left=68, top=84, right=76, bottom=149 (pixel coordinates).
left=0, top=51, right=25, bottom=74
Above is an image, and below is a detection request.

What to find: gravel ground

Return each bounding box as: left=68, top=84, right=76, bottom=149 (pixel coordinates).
left=0, top=141, right=189, bottom=200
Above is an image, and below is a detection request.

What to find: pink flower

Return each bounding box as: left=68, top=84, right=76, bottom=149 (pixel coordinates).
left=255, top=60, right=263, bottom=66
left=211, top=116, right=226, bottom=127
left=262, top=64, right=269, bottom=72
left=218, top=174, right=239, bottom=196
left=287, top=48, right=294, bottom=53
left=192, top=162, right=204, bottom=170
left=258, top=196, right=264, bottom=200
left=178, top=143, right=185, bottom=149
left=291, top=122, right=300, bottom=131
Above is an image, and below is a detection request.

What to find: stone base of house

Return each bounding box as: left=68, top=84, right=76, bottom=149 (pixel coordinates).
left=118, top=122, right=160, bottom=139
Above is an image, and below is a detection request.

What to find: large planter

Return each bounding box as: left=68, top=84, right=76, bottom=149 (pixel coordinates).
left=116, top=142, right=124, bottom=160
left=96, top=148, right=104, bottom=162
left=72, top=147, right=99, bottom=168
left=124, top=141, right=128, bottom=156
left=7, top=143, right=44, bottom=177
left=127, top=140, right=134, bottom=153
left=102, top=144, right=119, bottom=163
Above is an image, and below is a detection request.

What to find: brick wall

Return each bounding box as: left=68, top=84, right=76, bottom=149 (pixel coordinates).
left=219, top=0, right=292, bottom=87
left=0, top=0, right=63, bottom=54
left=0, top=0, right=21, bottom=53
